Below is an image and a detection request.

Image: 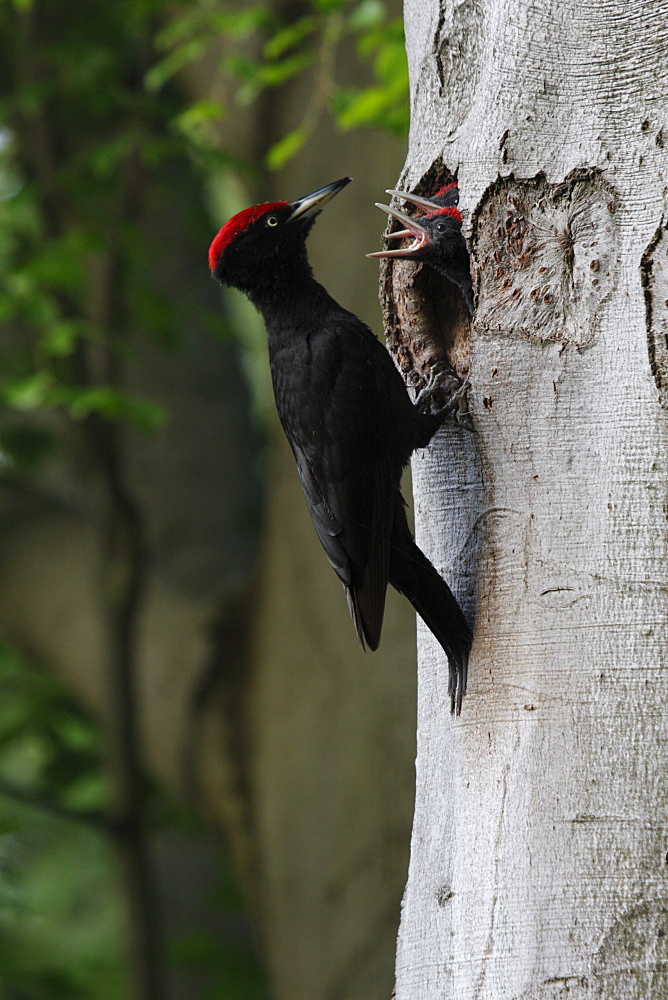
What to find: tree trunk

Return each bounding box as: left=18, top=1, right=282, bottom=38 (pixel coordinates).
left=387, top=1, right=668, bottom=996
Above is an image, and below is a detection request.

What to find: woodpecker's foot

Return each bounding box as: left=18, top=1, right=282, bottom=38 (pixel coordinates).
left=414, top=362, right=460, bottom=411
left=447, top=378, right=474, bottom=431
left=415, top=364, right=473, bottom=430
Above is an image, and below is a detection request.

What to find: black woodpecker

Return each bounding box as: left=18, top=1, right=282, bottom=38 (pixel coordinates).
left=209, top=178, right=471, bottom=711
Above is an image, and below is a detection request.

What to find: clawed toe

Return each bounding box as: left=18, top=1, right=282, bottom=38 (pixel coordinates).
left=415, top=365, right=473, bottom=430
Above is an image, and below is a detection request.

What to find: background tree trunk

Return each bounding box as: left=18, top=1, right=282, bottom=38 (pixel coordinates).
left=227, top=115, right=417, bottom=1000
left=388, top=1, right=668, bottom=996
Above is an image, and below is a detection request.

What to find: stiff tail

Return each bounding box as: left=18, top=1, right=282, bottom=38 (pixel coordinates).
left=389, top=528, right=471, bottom=714
left=345, top=584, right=381, bottom=651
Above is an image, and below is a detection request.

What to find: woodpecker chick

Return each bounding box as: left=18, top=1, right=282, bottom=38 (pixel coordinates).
left=368, top=185, right=474, bottom=315
left=209, top=178, right=471, bottom=712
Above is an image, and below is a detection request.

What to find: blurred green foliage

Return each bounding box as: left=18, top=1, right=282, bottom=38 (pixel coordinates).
left=0, top=640, right=106, bottom=817
left=148, top=0, right=408, bottom=168
left=0, top=639, right=268, bottom=999
left=0, top=0, right=407, bottom=447
left=0, top=0, right=408, bottom=995
left=0, top=800, right=127, bottom=1000
left=0, top=639, right=125, bottom=998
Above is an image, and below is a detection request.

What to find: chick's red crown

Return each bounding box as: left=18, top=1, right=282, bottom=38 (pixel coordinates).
left=432, top=181, right=459, bottom=200
left=424, top=205, right=462, bottom=223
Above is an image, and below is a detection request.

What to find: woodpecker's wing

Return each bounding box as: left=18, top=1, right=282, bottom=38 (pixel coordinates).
left=275, top=313, right=412, bottom=650
left=290, top=435, right=392, bottom=650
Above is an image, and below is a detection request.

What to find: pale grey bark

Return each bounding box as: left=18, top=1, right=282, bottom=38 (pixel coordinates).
left=390, top=1, right=668, bottom=997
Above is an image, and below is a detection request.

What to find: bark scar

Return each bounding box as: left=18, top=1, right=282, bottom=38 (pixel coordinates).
left=472, top=169, right=619, bottom=347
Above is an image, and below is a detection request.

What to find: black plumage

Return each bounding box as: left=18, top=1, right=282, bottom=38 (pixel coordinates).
left=209, top=178, right=471, bottom=711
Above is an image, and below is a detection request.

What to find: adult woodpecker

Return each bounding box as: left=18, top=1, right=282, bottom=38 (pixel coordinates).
left=368, top=182, right=474, bottom=315
left=209, top=178, right=471, bottom=712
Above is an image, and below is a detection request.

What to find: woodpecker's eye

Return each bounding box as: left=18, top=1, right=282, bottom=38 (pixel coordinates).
left=435, top=221, right=448, bottom=233
left=266, top=216, right=279, bottom=227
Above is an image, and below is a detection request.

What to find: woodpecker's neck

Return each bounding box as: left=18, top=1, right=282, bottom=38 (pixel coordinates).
left=251, top=272, right=337, bottom=330
left=234, top=241, right=313, bottom=309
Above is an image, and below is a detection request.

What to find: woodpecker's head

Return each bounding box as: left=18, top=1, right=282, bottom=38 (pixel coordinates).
left=366, top=187, right=463, bottom=268
left=209, top=177, right=351, bottom=297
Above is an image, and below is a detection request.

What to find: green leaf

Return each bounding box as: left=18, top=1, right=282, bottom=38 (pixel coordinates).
left=225, top=52, right=261, bottom=88
left=265, top=127, right=307, bottom=170
left=347, top=0, right=386, bottom=31
left=41, top=320, right=83, bottom=358
left=59, top=772, right=107, bottom=813
left=145, top=38, right=208, bottom=92
left=64, top=386, right=166, bottom=432
left=88, top=133, right=135, bottom=178
left=258, top=51, right=313, bottom=87
left=153, top=6, right=208, bottom=49
left=263, top=16, right=317, bottom=59
left=211, top=5, right=274, bottom=41
left=3, top=372, right=53, bottom=411
left=171, top=99, right=226, bottom=146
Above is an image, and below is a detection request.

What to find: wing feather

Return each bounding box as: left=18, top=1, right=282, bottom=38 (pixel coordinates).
left=277, top=315, right=409, bottom=649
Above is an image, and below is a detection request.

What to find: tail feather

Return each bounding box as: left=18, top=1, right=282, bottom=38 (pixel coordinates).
left=345, top=584, right=381, bottom=652
left=389, top=529, right=471, bottom=714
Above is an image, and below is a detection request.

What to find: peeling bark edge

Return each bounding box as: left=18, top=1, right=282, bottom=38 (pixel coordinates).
left=641, top=217, right=668, bottom=408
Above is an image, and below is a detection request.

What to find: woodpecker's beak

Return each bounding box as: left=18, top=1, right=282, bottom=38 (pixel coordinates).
left=366, top=203, right=430, bottom=259
left=288, top=177, right=352, bottom=223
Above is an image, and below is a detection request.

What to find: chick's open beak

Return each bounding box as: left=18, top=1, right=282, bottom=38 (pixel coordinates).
left=384, top=189, right=444, bottom=212
left=366, top=203, right=430, bottom=259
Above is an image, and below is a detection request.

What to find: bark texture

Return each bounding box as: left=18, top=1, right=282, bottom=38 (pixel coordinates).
left=388, top=1, right=668, bottom=997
